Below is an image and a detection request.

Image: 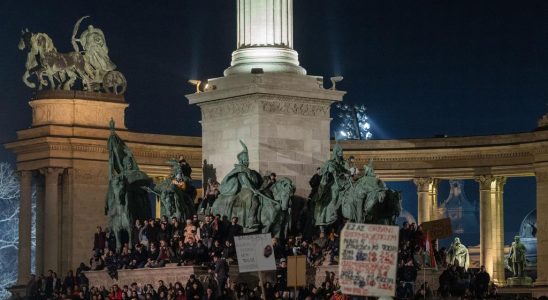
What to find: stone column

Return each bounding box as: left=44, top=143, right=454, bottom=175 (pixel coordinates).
left=429, top=179, right=439, bottom=220
left=16, top=170, right=32, bottom=285
left=493, top=177, right=506, bottom=285
left=42, top=168, right=64, bottom=273
left=414, top=177, right=433, bottom=225
left=225, top=0, right=306, bottom=75
left=476, top=175, right=505, bottom=284
left=535, top=166, right=548, bottom=286
left=477, top=175, right=494, bottom=277
left=35, top=174, right=45, bottom=276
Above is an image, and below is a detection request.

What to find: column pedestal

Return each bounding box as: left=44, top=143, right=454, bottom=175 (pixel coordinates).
left=16, top=171, right=32, bottom=285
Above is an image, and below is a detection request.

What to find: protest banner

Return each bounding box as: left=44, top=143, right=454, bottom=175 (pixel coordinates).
left=421, top=217, right=452, bottom=240
left=339, top=223, right=399, bottom=297
left=234, top=233, right=277, bottom=273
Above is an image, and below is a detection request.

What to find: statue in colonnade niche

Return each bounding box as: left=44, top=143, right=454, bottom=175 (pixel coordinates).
left=105, top=119, right=152, bottom=250
left=508, top=235, right=527, bottom=277
left=446, top=237, right=470, bottom=270
left=211, top=140, right=295, bottom=240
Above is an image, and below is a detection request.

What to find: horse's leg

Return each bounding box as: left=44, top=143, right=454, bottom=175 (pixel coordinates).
left=63, top=71, right=76, bottom=90
left=114, top=227, right=121, bottom=252
left=22, top=70, right=36, bottom=89
left=127, top=222, right=132, bottom=250
left=47, top=72, right=56, bottom=89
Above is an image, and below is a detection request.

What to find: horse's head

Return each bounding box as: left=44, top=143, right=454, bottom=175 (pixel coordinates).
left=30, top=33, right=56, bottom=55
left=271, top=177, right=295, bottom=211
left=18, top=28, right=32, bottom=51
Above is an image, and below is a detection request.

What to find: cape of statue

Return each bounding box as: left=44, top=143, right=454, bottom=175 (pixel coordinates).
left=105, top=119, right=151, bottom=250
left=446, top=237, right=470, bottom=270
left=211, top=140, right=295, bottom=238
left=312, top=141, right=350, bottom=226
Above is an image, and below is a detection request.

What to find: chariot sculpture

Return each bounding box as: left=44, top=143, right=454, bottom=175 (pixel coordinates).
left=19, top=16, right=127, bottom=94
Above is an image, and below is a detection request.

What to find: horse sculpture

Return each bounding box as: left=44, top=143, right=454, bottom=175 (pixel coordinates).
left=146, top=179, right=195, bottom=222
left=18, top=30, right=90, bottom=90
left=106, top=175, right=132, bottom=250
left=105, top=120, right=152, bottom=250
left=341, top=175, right=402, bottom=225
left=212, top=177, right=295, bottom=239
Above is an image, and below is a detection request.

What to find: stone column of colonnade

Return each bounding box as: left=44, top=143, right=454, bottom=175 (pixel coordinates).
left=413, top=177, right=439, bottom=225
left=41, top=168, right=65, bottom=274
left=476, top=175, right=506, bottom=285
left=534, top=165, right=548, bottom=286
left=35, top=175, right=45, bottom=276
left=16, top=171, right=33, bottom=285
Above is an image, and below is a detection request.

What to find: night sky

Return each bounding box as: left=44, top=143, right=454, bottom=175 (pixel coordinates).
left=0, top=0, right=546, bottom=245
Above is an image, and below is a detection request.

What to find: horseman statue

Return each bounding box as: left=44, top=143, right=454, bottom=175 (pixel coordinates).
left=18, top=16, right=127, bottom=94
left=309, top=141, right=401, bottom=230
left=143, top=159, right=196, bottom=222
left=211, top=140, right=295, bottom=240
left=105, top=119, right=151, bottom=250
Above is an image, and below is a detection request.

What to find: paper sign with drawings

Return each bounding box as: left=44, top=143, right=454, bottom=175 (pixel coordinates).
left=339, top=223, right=399, bottom=297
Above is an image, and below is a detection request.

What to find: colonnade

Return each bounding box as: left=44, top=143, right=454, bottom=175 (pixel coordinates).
left=413, top=174, right=545, bottom=286
left=16, top=168, right=65, bottom=285
left=413, top=175, right=506, bottom=285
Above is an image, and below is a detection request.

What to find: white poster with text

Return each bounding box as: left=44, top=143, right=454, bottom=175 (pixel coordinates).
left=234, top=233, right=276, bottom=273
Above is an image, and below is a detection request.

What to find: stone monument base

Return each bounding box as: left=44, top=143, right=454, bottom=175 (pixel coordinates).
left=30, top=90, right=128, bottom=129
left=507, top=277, right=533, bottom=287
left=84, top=264, right=276, bottom=289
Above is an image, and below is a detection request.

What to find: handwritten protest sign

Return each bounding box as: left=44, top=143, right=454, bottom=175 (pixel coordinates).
left=339, top=223, right=399, bottom=297
left=234, top=233, right=276, bottom=273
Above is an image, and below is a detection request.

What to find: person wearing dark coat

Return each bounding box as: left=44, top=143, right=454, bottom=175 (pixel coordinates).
left=93, top=226, right=107, bottom=252
left=226, top=217, right=243, bottom=243
left=213, top=255, right=229, bottom=295
left=475, top=265, right=491, bottom=298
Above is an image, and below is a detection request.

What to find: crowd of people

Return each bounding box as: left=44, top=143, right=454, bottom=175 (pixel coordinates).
left=395, top=222, right=500, bottom=299
left=89, top=213, right=342, bottom=274
left=25, top=267, right=352, bottom=300
left=26, top=217, right=548, bottom=299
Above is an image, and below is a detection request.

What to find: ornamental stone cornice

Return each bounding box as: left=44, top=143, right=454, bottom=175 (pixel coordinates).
left=200, top=94, right=331, bottom=121
left=336, top=132, right=548, bottom=179
left=349, top=150, right=532, bottom=163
